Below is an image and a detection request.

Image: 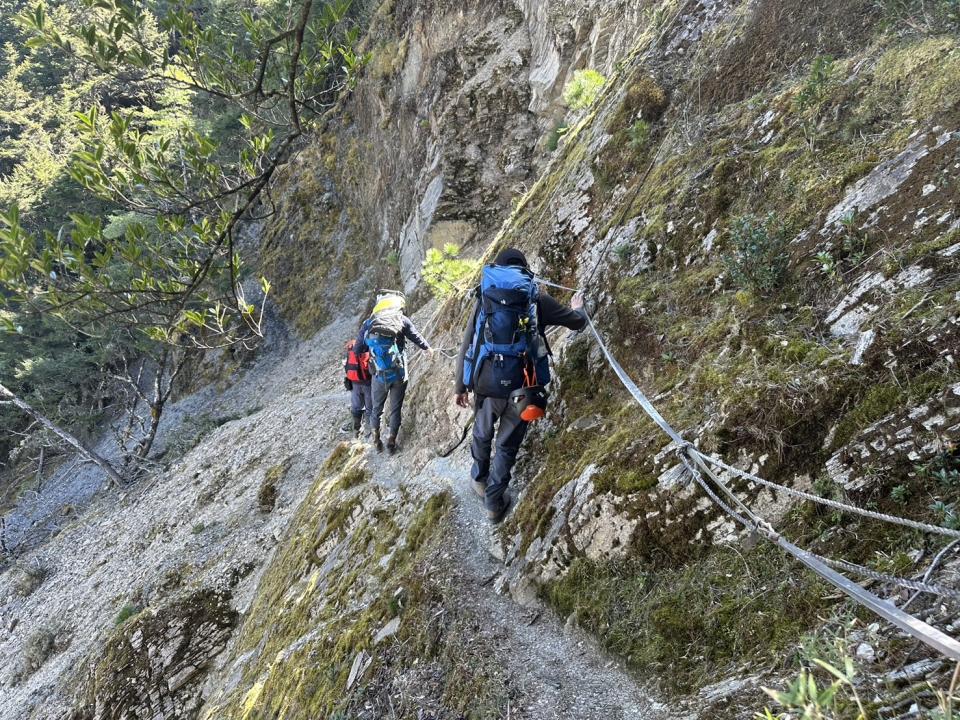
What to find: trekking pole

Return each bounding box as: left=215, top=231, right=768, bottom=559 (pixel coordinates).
left=437, top=411, right=476, bottom=458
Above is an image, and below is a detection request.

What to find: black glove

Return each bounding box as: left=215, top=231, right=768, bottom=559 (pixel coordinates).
left=344, top=378, right=353, bottom=391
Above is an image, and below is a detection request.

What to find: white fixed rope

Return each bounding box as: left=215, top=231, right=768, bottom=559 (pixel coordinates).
left=535, top=275, right=960, bottom=661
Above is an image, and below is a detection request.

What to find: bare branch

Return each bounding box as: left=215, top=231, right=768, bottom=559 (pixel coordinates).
left=0, top=383, right=124, bottom=487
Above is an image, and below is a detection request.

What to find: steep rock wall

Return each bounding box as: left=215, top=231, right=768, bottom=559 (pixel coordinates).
left=261, top=0, right=653, bottom=329
left=389, top=0, right=960, bottom=704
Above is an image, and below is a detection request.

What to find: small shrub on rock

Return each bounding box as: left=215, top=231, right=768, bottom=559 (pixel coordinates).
left=623, top=75, right=668, bottom=122
left=12, top=561, right=49, bottom=597
left=563, top=69, right=607, bottom=110
left=724, top=213, right=790, bottom=295
left=422, top=244, right=479, bottom=299
left=627, top=119, right=651, bottom=151
left=608, top=75, right=668, bottom=134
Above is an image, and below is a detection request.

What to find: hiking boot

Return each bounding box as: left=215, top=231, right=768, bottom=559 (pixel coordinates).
left=374, top=431, right=383, bottom=453
left=472, top=480, right=487, bottom=500
left=486, top=494, right=512, bottom=524
left=387, top=438, right=397, bottom=455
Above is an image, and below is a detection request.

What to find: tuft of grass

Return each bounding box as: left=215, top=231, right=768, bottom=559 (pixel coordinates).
left=405, top=493, right=452, bottom=555
left=544, top=545, right=832, bottom=693
left=316, top=495, right=364, bottom=545
left=115, top=603, right=142, bottom=626
left=880, top=0, right=960, bottom=31
left=759, top=651, right=866, bottom=720
left=334, top=464, right=370, bottom=492
left=325, top=441, right=353, bottom=470
left=12, top=561, right=49, bottom=597
left=13, top=625, right=66, bottom=683
left=545, top=123, right=569, bottom=152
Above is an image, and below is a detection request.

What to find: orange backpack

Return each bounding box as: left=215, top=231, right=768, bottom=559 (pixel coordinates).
left=345, top=342, right=371, bottom=383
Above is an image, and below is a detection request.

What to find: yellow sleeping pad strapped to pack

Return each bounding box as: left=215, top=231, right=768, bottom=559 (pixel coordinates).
left=372, top=294, right=404, bottom=315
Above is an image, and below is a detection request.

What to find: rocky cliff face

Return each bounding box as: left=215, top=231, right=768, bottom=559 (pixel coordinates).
left=261, top=0, right=654, bottom=327
left=2, top=0, right=959, bottom=718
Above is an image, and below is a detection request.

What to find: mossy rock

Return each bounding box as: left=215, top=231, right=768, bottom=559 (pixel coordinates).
left=543, top=544, right=833, bottom=694
left=200, top=439, right=465, bottom=719
left=72, top=589, right=238, bottom=719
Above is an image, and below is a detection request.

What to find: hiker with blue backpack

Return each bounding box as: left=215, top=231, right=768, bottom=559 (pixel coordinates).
left=356, top=291, right=434, bottom=454
left=454, top=248, right=585, bottom=523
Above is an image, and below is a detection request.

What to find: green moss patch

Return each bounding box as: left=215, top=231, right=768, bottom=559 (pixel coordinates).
left=258, top=459, right=290, bottom=512
left=544, top=545, right=833, bottom=693
left=198, top=436, right=503, bottom=719
left=831, top=370, right=958, bottom=450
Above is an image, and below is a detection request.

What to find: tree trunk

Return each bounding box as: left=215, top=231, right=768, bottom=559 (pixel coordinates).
left=0, top=382, right=124, bottom=487
left=134, top=348, right=169, bottom=462
left=136, top=402, right=163, bottom=462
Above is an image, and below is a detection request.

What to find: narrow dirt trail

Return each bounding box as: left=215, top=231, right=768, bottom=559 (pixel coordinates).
left=2, top=305, right=679, bottom=719
left=364, top=438, right=680, bottom=719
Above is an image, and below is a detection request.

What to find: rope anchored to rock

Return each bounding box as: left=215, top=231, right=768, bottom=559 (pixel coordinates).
left=532, top=276, right=960, bottom=661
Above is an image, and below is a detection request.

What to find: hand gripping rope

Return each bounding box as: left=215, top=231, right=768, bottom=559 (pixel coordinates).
left=535, top=277, right=960, bottom=661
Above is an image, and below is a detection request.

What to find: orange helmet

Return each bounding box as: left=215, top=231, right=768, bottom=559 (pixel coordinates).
left=510, top=385, right=549, bottom=422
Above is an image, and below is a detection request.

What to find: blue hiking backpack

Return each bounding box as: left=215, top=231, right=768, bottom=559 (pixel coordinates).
left=462, top=264, right=551, bottom=399
left=365, top=293, right=407, bottom=384
left=366, top=332, right=405, bottom=383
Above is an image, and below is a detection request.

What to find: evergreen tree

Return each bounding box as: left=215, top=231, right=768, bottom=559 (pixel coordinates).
left=0, top=0, right=368, bottom=476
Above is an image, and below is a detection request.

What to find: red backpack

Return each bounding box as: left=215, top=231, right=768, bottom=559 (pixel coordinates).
left=345, top=342, right=371, bottom=383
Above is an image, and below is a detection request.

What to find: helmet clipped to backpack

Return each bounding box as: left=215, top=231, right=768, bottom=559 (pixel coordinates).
left=510, top=384, right=549, bottom=422
left=511, top=352, right=549, bottom=421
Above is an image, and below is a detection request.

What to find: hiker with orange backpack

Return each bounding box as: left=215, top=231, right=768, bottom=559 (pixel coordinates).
left=454, top=248, right=585, bottom=523
left=356, top=291, right=434, bottom=454
left=344, top=338, right=373, bottom=438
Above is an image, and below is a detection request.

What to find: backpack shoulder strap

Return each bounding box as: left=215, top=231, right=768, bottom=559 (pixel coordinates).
left=536, top=299, right=553, bottom=357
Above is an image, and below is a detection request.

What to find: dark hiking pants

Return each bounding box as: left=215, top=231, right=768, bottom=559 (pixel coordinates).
left=350, top=382, right=373, bottom=431
left=372, top=378, right=408, bottom=439
left=471, top=396, right=529, bottom=511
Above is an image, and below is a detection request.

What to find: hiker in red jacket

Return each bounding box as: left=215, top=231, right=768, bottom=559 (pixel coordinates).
left=344, top=339, right=373, bottom=438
